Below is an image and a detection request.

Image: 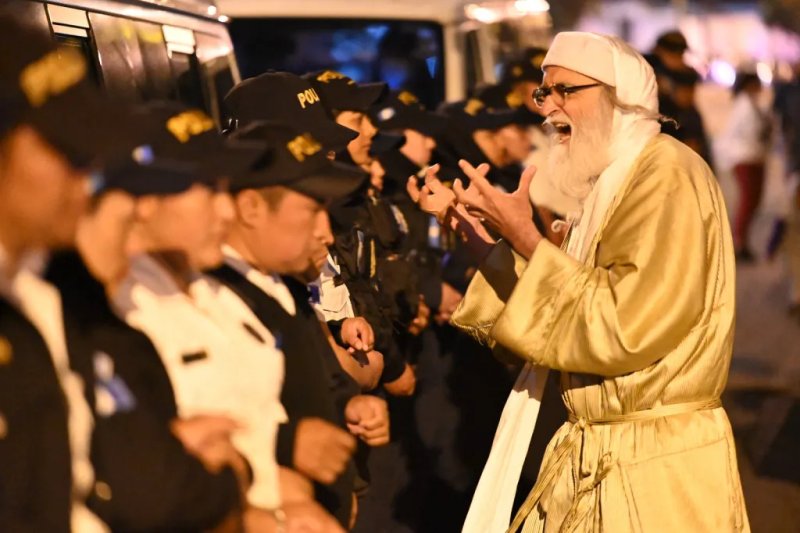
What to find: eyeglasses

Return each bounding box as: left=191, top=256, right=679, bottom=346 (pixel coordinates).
left=533, top=83, right=601, bottom=107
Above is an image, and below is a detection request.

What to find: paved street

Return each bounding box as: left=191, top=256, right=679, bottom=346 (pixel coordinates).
left=716, top=128, right=800, bottom=532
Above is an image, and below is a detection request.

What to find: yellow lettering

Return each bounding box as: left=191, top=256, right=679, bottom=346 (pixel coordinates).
left=297, top=89, right=320, bottom=109
left=397, top=91, right=419, bottom=106
left=316, top=70, right=347, bottom=84
left=465, top=98, right=484, bottom=116
left=19, top=48, right=87, bottom=108
left=286, top=133, right=322, bottom=162
left=166, top=110, right=214, bottom=143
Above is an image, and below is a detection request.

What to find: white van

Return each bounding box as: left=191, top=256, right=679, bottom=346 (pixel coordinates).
left=217, top=0, right=551, bottom=107
left=7, top=0, right=239, bottom=125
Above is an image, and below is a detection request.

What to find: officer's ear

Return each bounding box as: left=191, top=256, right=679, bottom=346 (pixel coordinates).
left=134, top=194, right=159, bottom=223
left=233, top=188, right=263, bottom=227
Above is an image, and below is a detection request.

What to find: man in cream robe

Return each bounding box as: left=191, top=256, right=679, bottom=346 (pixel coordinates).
left=435, top=32, right=749, bottom=532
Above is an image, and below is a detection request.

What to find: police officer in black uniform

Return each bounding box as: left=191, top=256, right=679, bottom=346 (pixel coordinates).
left=46, top=102, right=273, bottom=531
left=0, top=15, right=201, bottom=531
left=209, top=120, right=380, bottom=527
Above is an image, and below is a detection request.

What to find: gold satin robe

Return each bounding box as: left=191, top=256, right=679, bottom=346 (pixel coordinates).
left=453, top=135, right=750, bottom=532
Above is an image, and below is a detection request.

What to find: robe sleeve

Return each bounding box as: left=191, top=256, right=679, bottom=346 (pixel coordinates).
left=490, top=163, right=709, bottom=377
left=450, top=240, right=529, bottom=345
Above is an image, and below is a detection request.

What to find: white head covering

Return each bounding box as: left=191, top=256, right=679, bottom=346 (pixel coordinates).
left=542, top=32, right=661, bottom=262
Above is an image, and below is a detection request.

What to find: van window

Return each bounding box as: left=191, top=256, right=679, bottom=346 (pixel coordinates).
left=168, top=49, right=206, bottom=109
left=230, top=17, right=445, bottom=109
left=89, top=13, right=208, bottom=110
left=195, top=32, right=238, bottom=125
left=55, top=34, right=101, bottom=86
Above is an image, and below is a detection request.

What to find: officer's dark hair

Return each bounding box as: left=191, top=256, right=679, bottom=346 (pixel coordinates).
left=257, top=185, right=290, bottom=210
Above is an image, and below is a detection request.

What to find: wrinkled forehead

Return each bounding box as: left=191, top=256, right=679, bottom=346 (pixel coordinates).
left=542, top=66, right=603, bottom=87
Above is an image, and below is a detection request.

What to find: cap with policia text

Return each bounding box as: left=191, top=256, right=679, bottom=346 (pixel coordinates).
left=500, top=46, right=547, bottom=86
left=437, top=97, right=521, bottom=132
left=303, top=70, right=387, bottom=114
left=0, top=14, right=134, bottom=168
left=370, top=90, right=448, bottom=138
left=474, top=84, right=543, bottom=126
left=228, top=120, right=368, bottom=203
left=224, top=71, right=358, bottom=151
left=99, top=101, right=267, bottom=197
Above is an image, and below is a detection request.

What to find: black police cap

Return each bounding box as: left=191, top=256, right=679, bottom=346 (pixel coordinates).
left=370, top=90, right=448, bottom=138
left=501, top=47, right=547, bottom=85
left=100, top=101, right=267, bottom=197
left=437, top=97, right=520, bottom=133
left=369, top=132, right=407, bottom=158
left=228, top=120, right=367, bottom=204
left=224, top=71, right=358, bottom=152
left=474, top=84, right=543, bottom=126
left=303, top=70, right=387, bottom=115
left=0, top=14, right=134, bottom=168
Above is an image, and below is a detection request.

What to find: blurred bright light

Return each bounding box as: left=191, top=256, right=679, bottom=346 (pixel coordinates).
left=217, top=15, right=229, bottom=23
left=756, top=62, right=773, bottom=85
left=206, top=5, right=217, bottom=15
left=514, top=0, right=550, bottom=13
left=709, top=60, right=736, bottom=87
left=465, top=4, right=502, bottom=24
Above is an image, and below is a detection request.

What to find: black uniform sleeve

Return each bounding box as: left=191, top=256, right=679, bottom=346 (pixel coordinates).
left=276, top=419, right=300, bottom=468
left=327, top=319, right=346, bottom=347
left=88, top=410, right=241, bottom=531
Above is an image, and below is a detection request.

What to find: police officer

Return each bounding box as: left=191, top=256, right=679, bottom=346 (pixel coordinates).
left=223, top=72, right=392, bottom=390
left=0, top=14, right=132, bottom=532
left=45, top=105, right=266, bottom=531
left=210, top=120, right=393, bottom=527
left=302, top=70, right=416, bottom=396
left=108, top=102, right=344, bottom=532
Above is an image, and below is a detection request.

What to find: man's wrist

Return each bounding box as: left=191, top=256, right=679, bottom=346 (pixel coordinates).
left=510, top=228, right=542, bottom=260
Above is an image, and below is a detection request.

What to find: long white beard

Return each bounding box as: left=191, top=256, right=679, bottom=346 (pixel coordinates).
left=540, top=114, right=612, bottom=205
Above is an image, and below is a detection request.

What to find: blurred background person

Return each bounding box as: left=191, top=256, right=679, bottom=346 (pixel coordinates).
left=718, top=71, right=773, bottom=262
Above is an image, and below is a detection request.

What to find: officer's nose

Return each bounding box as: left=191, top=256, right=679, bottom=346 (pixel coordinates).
left=317, top=210, right=334, bottom=247
left=362, top=115, right=378, bottom=140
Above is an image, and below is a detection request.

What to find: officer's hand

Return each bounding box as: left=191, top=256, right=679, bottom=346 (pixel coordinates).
left=406, top=164, right=457, bottom=222
left=407, top=298, right=430, bottom=336
left=171, top=415, right=244, bottom=475
left=436, top=283, right=464, bottom=325
left=284, top=500, right=346, bottom=533
left=171, top=414, right=240, bottom=456
left=294, top=418, right=356, bottom=485
left=341, top=317, right=375, bottom=352
left=383, top=363, right=416, bottom=396
left=243, top=502, right=345, bottom=533
left=345, top=395, right=390, bottom=447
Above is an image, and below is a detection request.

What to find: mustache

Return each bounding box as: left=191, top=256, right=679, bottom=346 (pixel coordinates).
left=543, top=116, right=573, bottom=135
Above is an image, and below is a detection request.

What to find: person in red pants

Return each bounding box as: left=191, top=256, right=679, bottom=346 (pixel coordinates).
left=720, top=72, right=772, bottom=261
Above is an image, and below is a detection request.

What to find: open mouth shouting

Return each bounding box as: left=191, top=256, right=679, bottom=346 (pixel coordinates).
left=544, top=119, right=572, bottom=144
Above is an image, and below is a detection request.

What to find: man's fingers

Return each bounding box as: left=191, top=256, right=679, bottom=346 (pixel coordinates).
left=423, top=164, right=441, bottom=186
left=406, top=176, right=421, bottom=203
left=459, top=159, right=495, bottom=196
left=452, top=178, right=481, bottom=208
left=476, top=162, right=491, bottom=176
